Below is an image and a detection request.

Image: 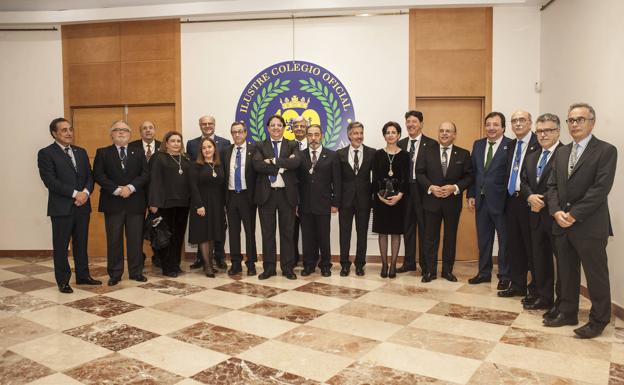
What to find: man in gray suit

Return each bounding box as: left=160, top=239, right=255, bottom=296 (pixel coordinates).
left=544, top=103, right=617, bottom=339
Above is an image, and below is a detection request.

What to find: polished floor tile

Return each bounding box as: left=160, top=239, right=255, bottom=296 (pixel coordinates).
left=213, top=281, right=288, bottom=298
left=327, top=361, right=455, bottom=385
left=0, top=350, right=55, bottom=385
left=65, top=295, right=142, bottom=318
left=170, top=321, right=267, bottom=355
left=138, top=279, right=207, bottom=297
left=26, top=286, right=96, bottom=304
left=240, top=300, right=325, bottom=323
left=103, top=286, right=176, bottom=306
left=307, top=312, right=404, bottom=341
left=0, top=316, right=55, bottom=348
left=0, top=294, right=56, bottom=315
left=427, top=301, right=519, bottom=326
left=276, top=325, right=379, bottom=359
left=110, top=307, right=197, bottom=335
left=468, top=362, right=593, bottom=385
left=151, top=297, right=231, bottom=320
left=19, top=304, right=103, bottom=331
left=207, top=309, right=299, bottom=338
left=336, top=301, right=421, bottom=325
left=185, top=288, right=264, bottom=309
left=64, top=319, right=159, bottom=351
left=409, top=313, right=509, bottom=342
left=192, top=357, right=320, bottom=385
left=355, top=291, right=439, bottom=313
left=294, top=282, right=369, bottom=300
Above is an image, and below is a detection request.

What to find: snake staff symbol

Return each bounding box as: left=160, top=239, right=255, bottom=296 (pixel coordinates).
left=235, top=60, right=356, bottom=150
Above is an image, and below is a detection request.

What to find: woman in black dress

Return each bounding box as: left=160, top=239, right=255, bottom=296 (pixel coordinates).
left=149, top=131, right=191, bottom=277
left=372, top=122, right=408, bottom=278
left=188, top=137, right=226, bottom=278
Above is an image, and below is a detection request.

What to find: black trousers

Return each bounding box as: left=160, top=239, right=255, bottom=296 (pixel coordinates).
left=475, top=195, right=508, bottom=279
left=301, top=213, right=332, bottom=271
left=530, top=216, right=560, bottom=304
left=227, top=190, right=257, bottom=268
left=104, top=211, right=144, bottom=279
left=423, top=206, right=461, bottom=275
left=157, top=206, right=189, bottom=274
left=339, top=205, right=370, bottom=268
left=403, top=183, right=425, bottom=270
left=555, top=233, right=611, bottom=326
left=507, top=194, right=535, bottom=292
left=51, top=210, right=91, bottom=285
left=293, top=214, right=301, bottom=263
left=258, top=189, right=295, bottom=273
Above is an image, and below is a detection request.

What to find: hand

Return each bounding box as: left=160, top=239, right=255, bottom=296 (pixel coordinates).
left=553, top=211, right=574, bottom=228
left=197, top=207, right=206, bottom=217
left=119, top=186, right=132, bottom=198
left=331, top=206, right=339, bottom=214
left=289, top=154, right=295, bottom=158
left=467, top=197, right=475, bottom=211
left=565, top=212, right=576, bottom=224
left=149, top=206, right=158, bottom=214
left=385, top=192, right=403, bottom=206
left=74, top=191, right=88, bottom=206
left=264, top=158, right=272, bottom=164
left=440, top=185, right=456, bottom=197
left=430, top=185, right=443, bottom=198
left=527, top=194, right=545, bottom=212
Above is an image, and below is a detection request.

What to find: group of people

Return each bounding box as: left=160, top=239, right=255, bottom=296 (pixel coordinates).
left=38, top=102, right=616, bottom=339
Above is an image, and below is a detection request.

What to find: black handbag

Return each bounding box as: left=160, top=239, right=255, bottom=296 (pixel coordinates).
left=144, top=213, right=172, bottom=250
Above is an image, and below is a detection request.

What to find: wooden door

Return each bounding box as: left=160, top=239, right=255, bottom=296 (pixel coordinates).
left=126, top=105, right=176, bottom=143
left=415, top=97, right=483, bottom=261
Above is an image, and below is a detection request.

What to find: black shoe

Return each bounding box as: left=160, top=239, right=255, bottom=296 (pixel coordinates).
left=441, top=272, right=457, bottom=282
left=176, top=266, right=184, bottom=274
left=573, top=322, right=605, bottom=339
left=468, top=275, right=491, bottom=284
left=228, top=265, right=242, bottom=276
left=521, top=293, right=538, bottom=305
left=543, top=306, right=560, bottom=320
left=190, top=256, right=204, bottom=269
left=355, top=266, right=365, bottom=276
left=205, top=271, right=216, bottom=278
left=215, top=258, right=227, bottom=270
left=497, top=286, right=526, bottom=298
left=543, top=312, right=578, bottom=327
left=58, top=283, right=73, bottom=293
left=163, top=271, right=178, bottom=278
left=247, top=266, right=257, bottom=276
left=421, top=273, right=434, bottom=283
left=396, top=265, right=416, bottom=273
left=388, top=264, right=397, bottom=279
left=321, top=269, right=331, bottom=277
left=301, top=268, right=314, bottom=277
left=108, top=278, right=120, bottom=286
left=258, top=271, right=276, bottom=280
left=76, top=276, right=102, bottom=285
left=283, top=271, right=297, bottom=280
left=523, top=298, right=553, bottom=310
left=130, top=274, right=148, bottom=282
left=340, top=266, right=350, bottom=277
left=380, top=265, right=388, bottom=278
left=497, top=279, right=511, bottom=291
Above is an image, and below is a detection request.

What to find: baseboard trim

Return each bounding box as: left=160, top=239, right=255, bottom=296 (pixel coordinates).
left=0, top=250, right=53, bottom=257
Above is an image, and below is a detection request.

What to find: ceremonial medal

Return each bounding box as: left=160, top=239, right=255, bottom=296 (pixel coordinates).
left=388, top=169, right=394, bottom=177
left=178, top=168, right=183, bottom=175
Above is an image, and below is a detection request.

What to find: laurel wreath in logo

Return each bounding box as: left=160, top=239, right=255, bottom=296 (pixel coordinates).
left=299, top=78, right=342, bottom=148
left=249, top=79, right=291, bottom=142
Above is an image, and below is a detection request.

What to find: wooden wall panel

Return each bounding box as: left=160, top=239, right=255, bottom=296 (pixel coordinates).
left=121, top=60, right=176, bottom=104
left=413, top=50, right=486, bottom=97
left=412, top=8, right=488, bottom=50
left=63, top=23, right=120, bottom=64
left=121, top=19, right=176, bottom=61
left=68, top=63, right=121, bottom=106
left=126, top=105, right=176, bottom=142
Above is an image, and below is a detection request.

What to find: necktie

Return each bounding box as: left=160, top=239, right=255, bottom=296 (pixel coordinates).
left=145, top=143, right=152, bottom=161
left=311, top=150, right=318, bottom=170
left=441, top=147, right=449, bottom=177
left=64, top=147, right=77, bottom=172
left=119, top=146, right=127, bottom=171
left=409, top=139, right=418, bottom=181
left=298, top=141, right=303, bottom=150
left=353, top=149, right=360, bottom=175
left=508, top=141, right=523, bottom=195
left=235, top=147, right=242, bottom=192
left=536, top=150, right=550, bottom=182
left=568, top=143, right=579, bottom=177
left=484, top=141, right=495, bottom=170
left=269, top=141, right=280, bottom=183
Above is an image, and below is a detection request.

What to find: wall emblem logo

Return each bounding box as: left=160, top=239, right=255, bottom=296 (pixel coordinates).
left=235, top=60, right=355, bottom=150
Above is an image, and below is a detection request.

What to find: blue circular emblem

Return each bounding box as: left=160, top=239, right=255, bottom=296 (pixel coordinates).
left=235, top=60, right=355, bottom=150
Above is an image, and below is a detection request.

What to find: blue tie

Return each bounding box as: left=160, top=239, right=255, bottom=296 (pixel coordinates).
left=536, top=150, right=550, bottom=182
left=269, top=141, right=280, bottom=183
left=508, top=141, right=523, bottom=195
left=234, top=147, right=242, bottom=192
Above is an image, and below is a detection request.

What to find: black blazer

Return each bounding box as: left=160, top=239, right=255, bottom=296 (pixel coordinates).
left=186, top=135, right=231, bottom=162
left=93, top=145, right=149, bottom=214
left=398, top=134, right=437, bottom=200
left=336, top=144, right=375, bottom=209
left=37, top=143, right=94, bottom=216
left=506, top=133, right=540, bottom=192
left=520, top=142, right=562, bottom=230
left=467, top=136, right=513, bottom=214
left=223, top=141, right=257, bottom=204
left=253, top=138, right=301, bottom=207
left=416, top=143, right=473, bottom=212
left=128, top=139, right=161, bottom=165
left=546, top=136, right=616, bottom=238
left=298, top=147, right=341, bottom=215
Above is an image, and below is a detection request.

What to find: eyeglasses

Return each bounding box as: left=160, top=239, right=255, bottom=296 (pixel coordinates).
left=231, top=129, right=246, bottom=135
left=292, top=124, right=306, bottom=129
left=566, top=117, right=593, bottom=125
left=535, top=128, right=558, bottom=135
left=269, top=124, right=284, bottom=128
left=511, top=118, right=529, bottom=124
left=111, top=128, right=130, bottom=133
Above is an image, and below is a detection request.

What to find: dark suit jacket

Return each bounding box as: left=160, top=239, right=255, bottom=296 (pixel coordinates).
left=546, top=136, right=616, bottom=238
left=186, top=135, right=231, bottom=161
left=37, top=143, right=94, bottom=216
left=506, top=133, right=539, bottom=193
left=253, top=138, right=301, bottom=207
left=299, top=147, right=341, bottom=215
left=93, top=144, right=149, bottom=214
left=336, top=144, right=375, bottom=209
left=416, top=143, right=473, bottom=213
left=520, top=142, right=562, bottom=231
left=398, top=134, right=437, bottom=200
left=223, top=141, right=257, bottom=204
left=128, top=139, right=161, bottom=165
left=467, top=136, right=512, bottom=214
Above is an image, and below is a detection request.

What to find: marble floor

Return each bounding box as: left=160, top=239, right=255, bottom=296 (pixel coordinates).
left=1, top=256, right=622, bottom=385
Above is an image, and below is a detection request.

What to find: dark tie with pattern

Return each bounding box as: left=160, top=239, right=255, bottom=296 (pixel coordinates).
left=269, top=141, right=280, bottom=183
left=484, top=141, right=495, bottom=171
left=235, top=147, right=242, bottom=192
left=441, top=147, right=449, bottom=177
left=409, top=139, right=417, bottom=181
left=65, top=147, right=77, bottom=172
left=536, top=150, right=550, bottom=182
left=353, top=149, right=359, bottom=175
left=145, top=143, right=152, bottom=161
left=119, top=146, right=127, bottom=172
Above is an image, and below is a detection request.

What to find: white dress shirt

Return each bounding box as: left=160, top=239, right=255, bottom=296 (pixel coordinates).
left=508, top=132, right=532, bottom=192
left=295, top=137, right=308, bottom=151
left=483, top=135, right=504, bottom=166
left=348, top=145, right=363, bottom=170
left=407, top=133, right=423, bottom=179
left=270, top=139, right=286, bottom=188
left=228, top=143, right=248, bottom=190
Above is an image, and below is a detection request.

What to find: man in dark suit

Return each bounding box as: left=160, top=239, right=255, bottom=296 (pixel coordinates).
left=337, top=121, right=375, bottom=276
left=94, top=121, right=149, bottom=286
left=128, top=120, right=161, bottom=268
left=223, top=121, right=257, bottom=276
left=397, top=110, right=437, bottom=274
left=416, top=121, right=473, bottom=282
left=467, top=112, right=512, bottom=287
left=520, top=113, right=562, bottom=315
left=499, top=110, right=540, bottom=298
left=299, top=124, right=341, bottom=277
left=544, top=103, right=616, bottom=339
left=291, top=115, right=310, bottom=266
left=253, top=114, right=301, bottom=280
left=186, top=115, right=231, bottom=270
left=37, top=118, right=102, bottom=293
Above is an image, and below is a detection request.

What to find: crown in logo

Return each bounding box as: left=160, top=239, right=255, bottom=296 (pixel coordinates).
left=280, top=95, right=309, bottom=109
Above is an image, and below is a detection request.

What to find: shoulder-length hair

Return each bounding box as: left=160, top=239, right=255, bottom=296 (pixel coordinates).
left=196, top=137, right=221, bottom=166
left=159, top=131, right=186, bottom=154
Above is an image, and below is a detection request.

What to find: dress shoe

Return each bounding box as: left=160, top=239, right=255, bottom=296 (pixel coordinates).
left=468, top=275, right=491, bottom=284
left=205, top=271, right=215, bottom=278
left=542, top=312, right=578, bottom=327
left=421, top=273, right=434, bottom=283
left=163, top=271, right=178, bottom=278
left=301, top=268, right=314, bottom=277
left=190, top=257, right=204, bottom=269
left=321, top=269, right=331, bottom=277
left=76, top=276, right=102, bottom=285
left=130, top=274, right=148, bottom=282
left=247, top=266, right=257, bottom=276
left=58, top=283, right=73, bottom=293
left=108, top=278, right=120, bottom=286
left=380, top=264, right=388, bottom=278
left=355, top=266, right=365, bottom=276
left=228, top=265, right=242, bottom=276
left=388, top=264, right=397, bottom=279
left=543, top=306, right=559, bottom=320
left=523, top=297, right=553, bottom=310
left=340, top=266, right=350, bottom=277
left=521, top=293, right=538, bottom=305
left=497, top=279, right=511, bottom=291
left=396, top=265, right=416, bottom=273
left=441, top=272, right=457, bottom=282
left=497, top=286, right=526, bottom=298
left=283, top=271, right=297, bottom=280
left=215, top=258, right=227, bottom=270
left=573, top=322, right=605, bottom=339
left=258, top=271, right=276, bottom=280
